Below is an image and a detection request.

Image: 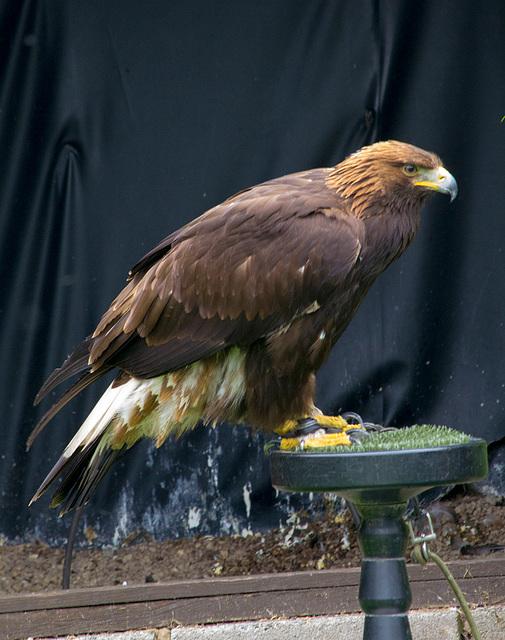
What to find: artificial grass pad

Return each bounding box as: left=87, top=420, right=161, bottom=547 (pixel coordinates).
left=287, top=424, right=472, bottom=453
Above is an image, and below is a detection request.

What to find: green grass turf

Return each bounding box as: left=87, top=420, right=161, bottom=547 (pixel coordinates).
left=293, top=424, right=472, bottom=453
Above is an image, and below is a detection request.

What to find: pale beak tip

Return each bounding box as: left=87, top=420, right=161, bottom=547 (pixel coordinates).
left=440, top=168, right=458, bottom=202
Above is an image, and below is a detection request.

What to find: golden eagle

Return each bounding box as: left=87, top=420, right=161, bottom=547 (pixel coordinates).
left=28, top=141, right=457, bottom=513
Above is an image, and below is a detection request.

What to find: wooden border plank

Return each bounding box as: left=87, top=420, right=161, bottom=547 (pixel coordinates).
left=0, top=559, right=504, bottom=640
left=1, top=587, right=361, bottom=639
left=0, top=567, right=361, bottom=613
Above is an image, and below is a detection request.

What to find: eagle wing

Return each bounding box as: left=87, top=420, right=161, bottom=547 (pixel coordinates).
left=92, top=171, right=363, bottom=373
left=30, top=170, right=363, bottom=445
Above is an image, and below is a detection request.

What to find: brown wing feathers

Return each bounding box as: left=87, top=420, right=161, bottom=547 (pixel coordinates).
left=90, top=173, right=350, bottom=370
left=32, top=174, right=361, bottom=404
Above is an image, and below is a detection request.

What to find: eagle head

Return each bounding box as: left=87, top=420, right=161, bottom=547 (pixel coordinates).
left=328, top=140, right=458, bottom=218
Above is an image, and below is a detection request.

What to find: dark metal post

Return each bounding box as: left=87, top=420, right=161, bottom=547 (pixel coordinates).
left=356, top=503, right=412, bottom=639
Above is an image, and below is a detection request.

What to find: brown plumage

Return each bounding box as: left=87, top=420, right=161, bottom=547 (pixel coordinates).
left=29, top=140, right=457, bottom=513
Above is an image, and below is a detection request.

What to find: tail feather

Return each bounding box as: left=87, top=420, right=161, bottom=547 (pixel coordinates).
left=29, top=449, right=76, bottom=505
left=27, top=367, right=113, bottom=450
left=30, top=381, right=135, bottom=507
left=51, top=445, right=127, bottom=514
left=34, top=338, right=94, bottom=406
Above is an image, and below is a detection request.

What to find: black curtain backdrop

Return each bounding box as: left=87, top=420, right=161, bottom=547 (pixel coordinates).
left=1, top=1, right=504, bottom=545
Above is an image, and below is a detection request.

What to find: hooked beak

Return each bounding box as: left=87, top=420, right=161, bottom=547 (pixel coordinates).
left=415, top=167, right=458, bottom=202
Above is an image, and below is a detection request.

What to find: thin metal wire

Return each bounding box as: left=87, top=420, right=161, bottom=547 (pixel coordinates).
left=409, top=510, right=482, bottom=640
left=411, top=544, right=482, bottom=640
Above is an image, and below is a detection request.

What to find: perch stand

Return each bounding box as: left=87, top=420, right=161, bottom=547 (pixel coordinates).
left=269, top=434, right=488, bottom=640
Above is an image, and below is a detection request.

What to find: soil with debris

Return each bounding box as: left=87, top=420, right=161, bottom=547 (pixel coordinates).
left=1, top=488, right=504, bottom=594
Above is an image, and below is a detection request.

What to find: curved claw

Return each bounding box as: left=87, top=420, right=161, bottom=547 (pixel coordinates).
left=341, top=411, right=365, bottom=428
left=346, top=427, right=372, bottom=445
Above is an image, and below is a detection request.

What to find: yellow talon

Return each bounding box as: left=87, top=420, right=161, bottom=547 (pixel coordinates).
left=274, top=419, right=300, bottom=436
left=312, top=414, right=350, bottom=430
left=280, top=431, right=353, bottom=450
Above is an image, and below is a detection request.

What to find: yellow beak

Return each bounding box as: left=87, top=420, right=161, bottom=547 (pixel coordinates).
left=414, top=167, right=458, bottom=201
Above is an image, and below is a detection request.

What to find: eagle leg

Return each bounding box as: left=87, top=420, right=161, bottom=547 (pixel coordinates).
left=276, top=413, right=371, bottom=450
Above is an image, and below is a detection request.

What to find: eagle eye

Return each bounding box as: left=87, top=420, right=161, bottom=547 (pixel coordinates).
left=402, top=164, right=419, bottom=176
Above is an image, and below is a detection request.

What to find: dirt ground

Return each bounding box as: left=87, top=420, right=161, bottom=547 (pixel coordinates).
left=1, top=487, right=504, bottom=594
